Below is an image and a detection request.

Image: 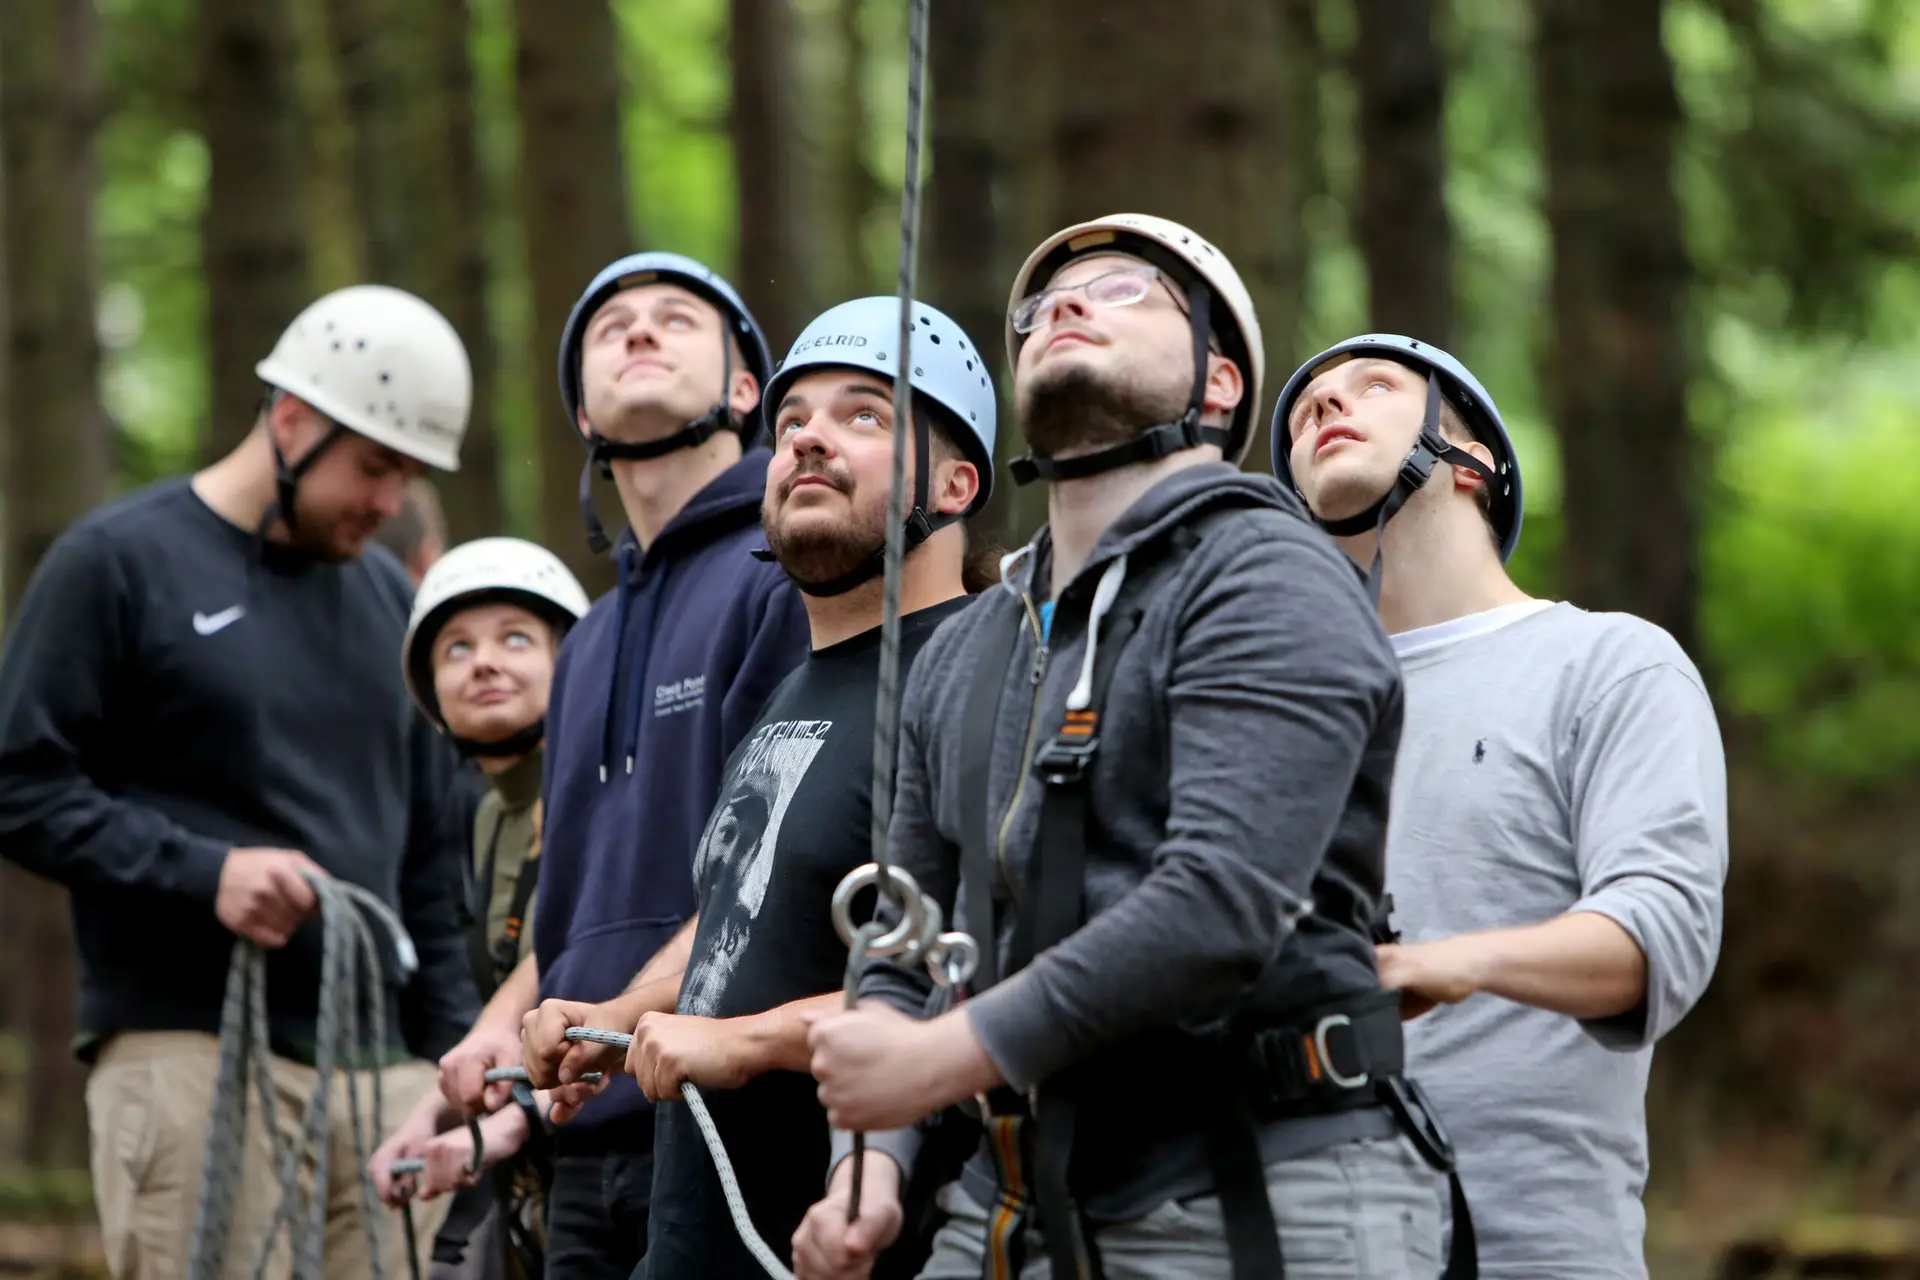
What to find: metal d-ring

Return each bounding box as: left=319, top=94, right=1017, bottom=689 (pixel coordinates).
left=927, top=932, right=979, bottom=989
left=830, top=862, right=928, bottom=959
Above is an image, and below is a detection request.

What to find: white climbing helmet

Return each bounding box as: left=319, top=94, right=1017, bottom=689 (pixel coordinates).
left=402, top=537, right=591, bottom=731
left=1006, top=213, right=1266, bottom=463
left=255, top=284, right=473, bottom=472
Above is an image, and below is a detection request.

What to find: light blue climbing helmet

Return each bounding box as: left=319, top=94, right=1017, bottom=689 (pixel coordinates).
left=1270, top=333, right=1525, bottom=563
left=764, top=295, right=999, bottom=514
left=555, top=252, right=776, bottom=552
left=756, top=296, right=999, bottom=595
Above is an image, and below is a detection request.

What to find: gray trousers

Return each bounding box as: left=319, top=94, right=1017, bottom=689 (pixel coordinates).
left=920, top=1134, right=1445, bottom=1279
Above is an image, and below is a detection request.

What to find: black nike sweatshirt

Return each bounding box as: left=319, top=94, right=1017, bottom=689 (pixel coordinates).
left=0, top=478, right=480, bottom=1064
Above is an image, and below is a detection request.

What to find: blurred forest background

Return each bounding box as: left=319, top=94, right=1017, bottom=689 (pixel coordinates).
left=1, top=0, right=1918, bottom=1275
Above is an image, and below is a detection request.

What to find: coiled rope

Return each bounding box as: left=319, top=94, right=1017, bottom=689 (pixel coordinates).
left=187, top=872, right=420, bottom=1280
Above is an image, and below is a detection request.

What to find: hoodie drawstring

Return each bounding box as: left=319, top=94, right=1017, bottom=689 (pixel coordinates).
left=619, top=566, right=669, bottom=776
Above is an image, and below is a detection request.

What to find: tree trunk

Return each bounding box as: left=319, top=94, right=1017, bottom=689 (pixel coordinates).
left=1536, top=0, right=1697, bottom=653
left=1354, top=0, right=1453, bottom=345
left=926, top=0, right=1009, bottom=538
left=329, top=0, right=502, bottom=541
left=828, top=0, right=880, bottom=300
left=729, top=0, right=804, bottom=352
left=1000, top=0, right=1304, bottom=526
left=0, top=0, right=107, bottom=1170
left=198, top=0, right=310, bottom=460
left=513, top=0, right=631, bottom=597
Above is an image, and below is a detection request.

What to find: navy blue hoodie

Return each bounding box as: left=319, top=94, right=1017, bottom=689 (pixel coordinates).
left=534, top=447, right=810, bottom=1150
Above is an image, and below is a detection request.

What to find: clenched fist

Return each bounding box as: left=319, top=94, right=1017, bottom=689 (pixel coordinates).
left=215, top=848, right=323, bottom=948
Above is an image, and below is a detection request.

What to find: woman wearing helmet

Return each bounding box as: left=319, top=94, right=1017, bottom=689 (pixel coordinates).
left=369, top=537, right=589, bottom=1279
left=794, top=218, right=1452, bottom=1280
left=1274, top=338, right=1726, bottom=1277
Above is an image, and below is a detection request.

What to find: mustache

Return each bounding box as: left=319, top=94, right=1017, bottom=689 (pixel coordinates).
left=779, top=459, right=854, bottom=501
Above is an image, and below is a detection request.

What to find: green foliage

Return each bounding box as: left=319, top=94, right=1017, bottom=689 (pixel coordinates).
left=1700, top=336, right=1920, bottom=785
left=94, top=0, right=206, bottom=487
left=71, top=0, right=1920, bottom=791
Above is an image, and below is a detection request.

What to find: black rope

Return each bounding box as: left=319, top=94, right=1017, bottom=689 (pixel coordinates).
left=848, top=0, right=933, bottom=1223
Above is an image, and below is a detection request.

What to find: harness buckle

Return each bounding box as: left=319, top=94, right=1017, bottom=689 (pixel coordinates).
left=1313, top=1013, right=1369, bottom=1089
left=1034, top=736, right=1098, bottom=786
left=1034, top=710, right=1100, bottom=786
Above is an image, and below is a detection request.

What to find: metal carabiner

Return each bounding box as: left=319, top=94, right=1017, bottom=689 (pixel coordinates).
left=830, top=862, right=928, bottom=958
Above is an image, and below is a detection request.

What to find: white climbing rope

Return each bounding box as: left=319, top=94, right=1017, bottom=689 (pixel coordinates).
left=563, top=1026, right=794, bottom=1280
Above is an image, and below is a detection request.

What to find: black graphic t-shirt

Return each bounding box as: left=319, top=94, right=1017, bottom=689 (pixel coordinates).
left=644, top=595, right=976, bottom=1280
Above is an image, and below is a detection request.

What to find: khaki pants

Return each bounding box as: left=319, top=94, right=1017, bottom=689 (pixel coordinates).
left=86, top=1030, right=450, bottom=1280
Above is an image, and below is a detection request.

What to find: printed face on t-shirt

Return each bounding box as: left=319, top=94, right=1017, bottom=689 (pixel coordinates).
left=679, top=718, right=833, bottom=1016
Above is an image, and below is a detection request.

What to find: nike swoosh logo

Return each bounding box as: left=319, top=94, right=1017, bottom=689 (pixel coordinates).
left=193, top=605, right=246, bottom=636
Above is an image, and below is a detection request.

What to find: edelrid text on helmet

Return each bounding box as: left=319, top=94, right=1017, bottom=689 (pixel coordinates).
left=757, top=296, right=998, bottom=597
left=764, top=295, right=998, bottom=512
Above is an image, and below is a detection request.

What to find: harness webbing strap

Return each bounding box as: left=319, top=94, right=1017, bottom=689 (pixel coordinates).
left=982, top=1115, right=1035, bottom=1280
left=957, top=609, right=1021, bottom=993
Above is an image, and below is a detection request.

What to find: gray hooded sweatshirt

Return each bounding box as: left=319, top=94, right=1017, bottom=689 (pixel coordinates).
left=845, top=461, right=1413, bottom=1221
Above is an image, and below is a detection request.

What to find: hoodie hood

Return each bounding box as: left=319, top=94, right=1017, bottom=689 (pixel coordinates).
left=999, top=461, right=1307, bottom=600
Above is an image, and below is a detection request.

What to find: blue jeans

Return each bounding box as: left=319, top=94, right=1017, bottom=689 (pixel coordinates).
left=919, top=1134, right=1445, bottom=1279
left=546, top=1151, right=653, bottom=1280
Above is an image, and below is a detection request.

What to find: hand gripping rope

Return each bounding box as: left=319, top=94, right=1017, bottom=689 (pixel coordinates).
left=562, top=1025, right=799, bottom=1279
left=187, top=873, right=420, bottom=1280
left=820, top=0, right=983, bottom=1227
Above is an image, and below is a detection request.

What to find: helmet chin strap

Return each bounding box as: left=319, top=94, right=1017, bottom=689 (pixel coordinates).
left=752, top=406, right=959, bottom=598
left=450, top=718, right=546, bottom=760
left=1009, top=274, right=1228, bottom=485
left=1313, top=376, right=1498, bottom=604
left=578, top=337, right=738, bottom=555
left=255, top=392, right=348, bottom=542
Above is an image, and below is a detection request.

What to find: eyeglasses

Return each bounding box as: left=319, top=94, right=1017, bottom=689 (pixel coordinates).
left=1010, top=265, right=1170, bottom=335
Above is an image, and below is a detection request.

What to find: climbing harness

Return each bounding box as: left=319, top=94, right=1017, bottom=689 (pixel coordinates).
left=951, top=499, right=1478, bottom=1280
left=186, top=872, right=419, bottom=1280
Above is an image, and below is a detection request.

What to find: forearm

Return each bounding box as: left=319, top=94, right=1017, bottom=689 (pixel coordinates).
left=477, top=952, right=541, bottom=1033
left=731, top=991, right=845, bottom=1077
left=1470, top=910, right=1648, bottom=1021
left=0, top=776, right=229, bottom=901
left=611, top=914, right=697, bottom=1019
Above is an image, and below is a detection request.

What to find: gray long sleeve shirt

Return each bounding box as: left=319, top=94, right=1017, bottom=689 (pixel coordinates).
left=1387, top=601, right=1728, bottom=1277
left=844, top=462, right=1408, bottom=1220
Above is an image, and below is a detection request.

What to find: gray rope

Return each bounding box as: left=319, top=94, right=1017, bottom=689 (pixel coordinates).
left=563, top=1027, right=793, bottom=1280
left=850, top=0, right=934, bottom=1221
left=187, top=873, right=419, bottom=1280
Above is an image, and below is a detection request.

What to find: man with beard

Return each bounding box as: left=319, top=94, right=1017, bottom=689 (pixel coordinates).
left=792, top=216, right=1459, bottom=1280
left=1271, top=337, right=1726, bottom=1277
left=0, top=284, right=481, bottom=1278
left=440, top=253, right=811, bottom=1280
left=554, top=295, right=994, bottom=1280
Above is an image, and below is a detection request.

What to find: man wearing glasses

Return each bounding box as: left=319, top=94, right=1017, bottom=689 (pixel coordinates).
left=790, top=214, right=1459, bottom=1280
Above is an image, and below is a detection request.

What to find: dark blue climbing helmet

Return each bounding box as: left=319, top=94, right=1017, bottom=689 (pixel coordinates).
left=555, top=252, right=776, bottom=552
